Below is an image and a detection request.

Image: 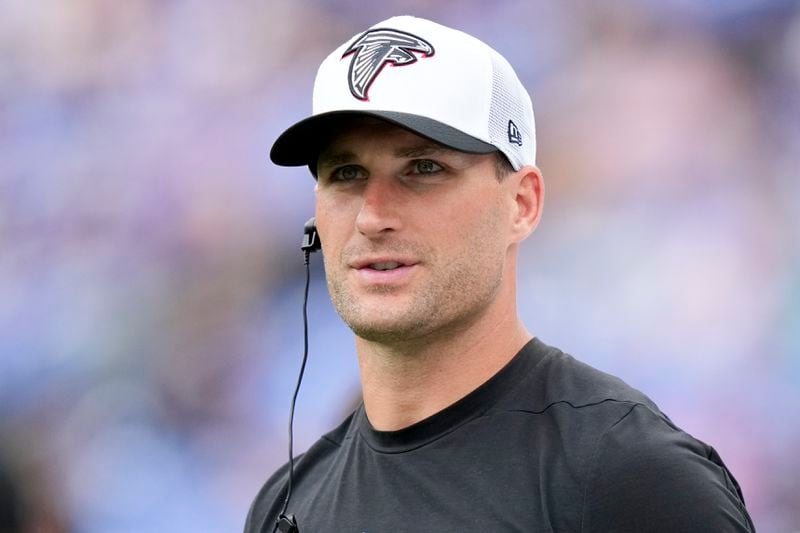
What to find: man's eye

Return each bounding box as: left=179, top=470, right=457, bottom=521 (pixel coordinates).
left=413, top=159, right=443, bottom=174
left=331, top=165, right=364, bottom=182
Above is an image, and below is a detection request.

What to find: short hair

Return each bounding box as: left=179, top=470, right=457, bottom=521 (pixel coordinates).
left=494, top=152, right=515, bottom=181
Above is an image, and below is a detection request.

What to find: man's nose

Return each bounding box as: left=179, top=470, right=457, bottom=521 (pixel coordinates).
left=355, top=175, right=402, bottom=238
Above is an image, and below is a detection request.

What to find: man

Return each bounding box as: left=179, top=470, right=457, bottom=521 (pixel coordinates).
left=246, top=16, right=754, bottom=532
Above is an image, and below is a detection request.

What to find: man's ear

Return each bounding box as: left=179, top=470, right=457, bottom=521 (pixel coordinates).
left=510, top=166, right=544, bottom=243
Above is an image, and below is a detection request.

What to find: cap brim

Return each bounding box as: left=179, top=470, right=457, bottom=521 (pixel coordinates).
left=269, top=110, right=497, bottom=169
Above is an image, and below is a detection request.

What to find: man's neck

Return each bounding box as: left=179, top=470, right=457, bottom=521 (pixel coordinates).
left=355, top=303, right=532, bottom=432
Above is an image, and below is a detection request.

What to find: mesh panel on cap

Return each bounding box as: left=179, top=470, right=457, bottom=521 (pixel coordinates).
left=487, top=51, right=535, bottom=170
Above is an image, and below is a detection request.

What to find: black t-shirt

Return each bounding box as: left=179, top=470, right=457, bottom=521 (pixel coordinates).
left=245, top=338, right=754, bottom=532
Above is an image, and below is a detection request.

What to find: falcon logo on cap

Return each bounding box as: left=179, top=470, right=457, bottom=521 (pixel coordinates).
left=342, top=28, right=434, bottom=101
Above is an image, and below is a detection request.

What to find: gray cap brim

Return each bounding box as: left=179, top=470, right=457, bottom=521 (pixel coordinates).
left=270, top=110, right=497, bottom=169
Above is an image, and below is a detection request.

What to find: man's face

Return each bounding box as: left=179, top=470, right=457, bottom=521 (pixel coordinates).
left=315, top=119, right=517, bottom=345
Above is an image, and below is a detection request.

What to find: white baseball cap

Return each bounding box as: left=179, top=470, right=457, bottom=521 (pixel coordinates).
left=270, top=15, right=536, bottom=172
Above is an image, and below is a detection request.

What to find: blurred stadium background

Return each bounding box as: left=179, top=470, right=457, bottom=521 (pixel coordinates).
left=1, top=0, right=799, bottom=531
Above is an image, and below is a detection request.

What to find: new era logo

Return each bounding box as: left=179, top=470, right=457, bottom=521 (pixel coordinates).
left=507, top=120, right=522, bottom=146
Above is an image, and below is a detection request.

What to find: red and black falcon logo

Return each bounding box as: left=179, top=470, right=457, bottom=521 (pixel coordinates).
left=342, top=28, right=434, bottom=101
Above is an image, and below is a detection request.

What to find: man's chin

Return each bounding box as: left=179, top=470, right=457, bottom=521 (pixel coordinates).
left=345, top=316, right=430, bottom=345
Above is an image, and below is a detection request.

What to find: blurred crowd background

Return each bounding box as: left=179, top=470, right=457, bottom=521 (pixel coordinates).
left=1, top=0, right=799, bottom=531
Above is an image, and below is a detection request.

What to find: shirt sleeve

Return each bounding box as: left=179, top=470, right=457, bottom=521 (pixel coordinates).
left=580, top=403, right=754, bottom=532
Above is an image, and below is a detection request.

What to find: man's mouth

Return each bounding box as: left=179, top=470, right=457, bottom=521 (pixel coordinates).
left=349, top=257, right=418, bottom=285
left=350, top=257, right=417, bottom=270
left=369, top=262, right=403, bottom=271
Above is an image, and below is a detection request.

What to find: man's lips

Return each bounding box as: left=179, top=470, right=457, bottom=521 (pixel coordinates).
left=348, top=257, right=419, bottom=270
left=348, top=257, right=419, bottom=284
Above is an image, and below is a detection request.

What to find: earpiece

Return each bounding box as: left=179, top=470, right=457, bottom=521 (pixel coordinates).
left=301, top=217, right=321, bottom=254
left=273, top=217, right=320, bottom=533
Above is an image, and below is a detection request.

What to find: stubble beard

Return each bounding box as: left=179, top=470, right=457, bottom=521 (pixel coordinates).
left=325, top=215, right=506, bottom=346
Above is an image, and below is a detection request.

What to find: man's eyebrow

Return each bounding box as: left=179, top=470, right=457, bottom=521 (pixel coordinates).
left=317, top=150, right=357, bottom=169
left=317, top=143, right=456, bottom=169
left=394, top=143, right=453, bottom=158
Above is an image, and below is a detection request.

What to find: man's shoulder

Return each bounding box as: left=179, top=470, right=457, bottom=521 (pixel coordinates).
left=489, top=339, right=674, bottom=469
left=505, top=338, right=662, bottom=419
left=581, top=402, right=754, bottom=530
left=504, top=340, right=753, bottom=531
